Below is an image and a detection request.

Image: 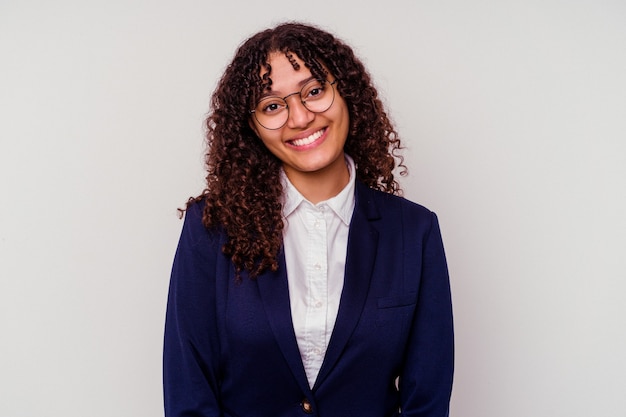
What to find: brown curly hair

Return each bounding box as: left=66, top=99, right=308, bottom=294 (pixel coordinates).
left=186, top=22, right=406, bottom=278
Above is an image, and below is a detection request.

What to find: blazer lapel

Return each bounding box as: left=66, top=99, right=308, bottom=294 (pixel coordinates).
left=256, top=250, right=311, bottom=395
left=313, top=183, right=380, bottom=389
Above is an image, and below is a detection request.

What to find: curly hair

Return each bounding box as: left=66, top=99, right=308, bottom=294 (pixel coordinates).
left=186, top=22, right=406, bottom=278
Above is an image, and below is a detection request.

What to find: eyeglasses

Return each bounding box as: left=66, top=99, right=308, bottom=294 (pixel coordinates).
left=250, top=79, right=337, bottom=130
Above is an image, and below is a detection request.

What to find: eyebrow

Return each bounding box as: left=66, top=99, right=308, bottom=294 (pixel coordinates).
left=259, top=75, right=318, bottom=99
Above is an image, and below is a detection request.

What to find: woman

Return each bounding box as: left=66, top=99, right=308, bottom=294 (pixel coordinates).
left=164, top=22, right=453, bottom=417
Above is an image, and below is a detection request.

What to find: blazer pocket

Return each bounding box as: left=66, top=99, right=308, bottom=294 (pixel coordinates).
left=377, top=293, right=417, bottom=309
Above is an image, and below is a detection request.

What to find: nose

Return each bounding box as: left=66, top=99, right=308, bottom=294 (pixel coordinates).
left=285, top=96, right=315, bottom=129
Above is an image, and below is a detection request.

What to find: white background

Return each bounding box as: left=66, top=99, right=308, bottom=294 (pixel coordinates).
left=1, top=1, right=625, bottom=416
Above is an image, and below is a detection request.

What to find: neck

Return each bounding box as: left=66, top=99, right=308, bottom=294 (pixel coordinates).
left=284, top=154, right=350, bottom=204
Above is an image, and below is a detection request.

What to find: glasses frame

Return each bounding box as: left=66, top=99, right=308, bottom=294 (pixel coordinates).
left=250, top=79, right=338, bottom=130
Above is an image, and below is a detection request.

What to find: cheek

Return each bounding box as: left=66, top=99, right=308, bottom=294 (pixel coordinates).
left=250, top=120, right=276, bottom=145
left=335, top=98, right=350, bottom=125
left=336, top=102, right=350, bottom=136
left=256, top=131, right=283, bottom=152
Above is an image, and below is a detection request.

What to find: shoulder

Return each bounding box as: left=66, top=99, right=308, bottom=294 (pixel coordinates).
left=355, top=181, right=435, bottom=222
left=178, top=199, right=224, bottom=251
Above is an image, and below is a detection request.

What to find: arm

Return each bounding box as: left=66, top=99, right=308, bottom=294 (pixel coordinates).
left=163, top=204, right=223, bottom=417
left=399, top=212, right=454, bottom=416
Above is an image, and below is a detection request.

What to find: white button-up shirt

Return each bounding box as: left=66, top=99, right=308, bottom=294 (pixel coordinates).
left=281, top=155, right=356, bottom=388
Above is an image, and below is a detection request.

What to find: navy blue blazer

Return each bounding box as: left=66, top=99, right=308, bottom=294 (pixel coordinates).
left=163, top=182, right=454, bottom=417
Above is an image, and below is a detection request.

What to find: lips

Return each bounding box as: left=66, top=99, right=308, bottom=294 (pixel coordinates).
left=288, top=128, right=326, bottom=147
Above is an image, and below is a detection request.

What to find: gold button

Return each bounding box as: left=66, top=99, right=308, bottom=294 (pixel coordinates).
left=301, top=398, right=313, bottom=414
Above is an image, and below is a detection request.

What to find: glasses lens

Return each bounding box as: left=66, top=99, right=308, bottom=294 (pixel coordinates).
left=254, top=97, right=289, bottom=130
left=301, top=79, right=335, bottom=113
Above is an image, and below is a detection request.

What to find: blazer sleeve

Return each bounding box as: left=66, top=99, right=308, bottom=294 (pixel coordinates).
left=163, top=204, right=223, bottom=417
left=399, top=211, right=454, bottom=416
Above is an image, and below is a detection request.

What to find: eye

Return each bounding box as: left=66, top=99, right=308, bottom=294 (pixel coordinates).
left=309, top=86, right=323, bottom=97
left=258, top=98, right=286, bottom=114
left=302, top=81, right=326, bottom=100
left=263, top=103, right=279, bottom=113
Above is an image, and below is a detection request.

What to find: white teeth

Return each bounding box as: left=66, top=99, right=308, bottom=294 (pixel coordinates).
left=290, top=129, right=324, bottom=147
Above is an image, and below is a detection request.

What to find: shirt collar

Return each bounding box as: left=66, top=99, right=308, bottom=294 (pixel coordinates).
left=281, top=155, right=357, bottom=225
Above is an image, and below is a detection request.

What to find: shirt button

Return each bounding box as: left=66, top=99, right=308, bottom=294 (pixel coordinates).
left=314, top=263, right=321, bottom=270
left=314, top=300, right=323, bottom=308
left=301, top=398, right=313, bottom=414
left=312, top=348, right=322, bottom=356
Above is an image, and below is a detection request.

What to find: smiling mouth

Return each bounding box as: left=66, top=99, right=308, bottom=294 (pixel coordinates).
left=288, top=128, right=326, bottom=147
